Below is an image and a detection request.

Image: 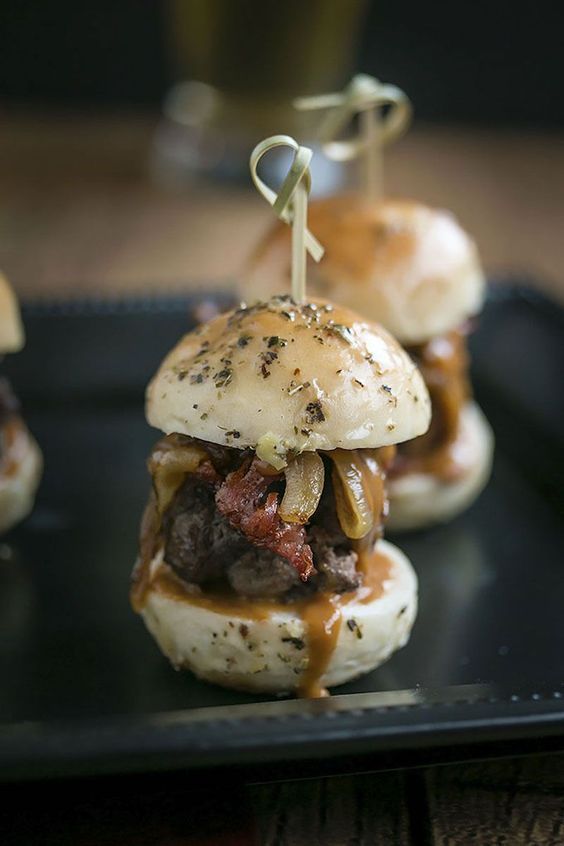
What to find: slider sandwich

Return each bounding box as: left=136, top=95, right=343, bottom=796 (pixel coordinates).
left=242, top=197, right=494, bottom=530
left=0, top=273, right=42, bottom=533
left=131, top=294, right=431, bottom=696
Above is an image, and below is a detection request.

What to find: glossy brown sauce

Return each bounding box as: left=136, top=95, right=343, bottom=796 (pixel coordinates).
left=1, top=416, right=28, bottom=478
left=132, top=442, right=394, bottom=698
left=358, top=447, right=393, bottom=529
left=354, top=536, right=390, bottom=595
left=296, top=591, right=342, bottom=698
left=131, top=529, right=390, bottom=698
left=295, top=541, right=391, bottom=697
left=295, top=448, right=392, bottom=696
left=393, top=329, right=470, bottom=481
left=130, top=496, right=160, bottom=614
left=148, top=564, right=281, bottom=621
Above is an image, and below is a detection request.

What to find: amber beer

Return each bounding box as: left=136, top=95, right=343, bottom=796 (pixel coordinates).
left=166, top=0, right=368, bottom=138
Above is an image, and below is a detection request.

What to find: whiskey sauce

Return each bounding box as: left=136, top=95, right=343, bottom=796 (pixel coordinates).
left=131, top=535, right=390, bottom=699
left=1, top=416, right=29, bottom=478
left=131, top=445, right=393, bottom=698
left=394, top=329, right=470, bottom=480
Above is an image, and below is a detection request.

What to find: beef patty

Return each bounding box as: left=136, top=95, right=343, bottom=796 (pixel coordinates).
left=164, top=462, right=360, bottom=600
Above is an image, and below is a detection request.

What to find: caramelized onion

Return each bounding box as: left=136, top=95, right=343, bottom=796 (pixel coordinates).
left=149, top=440, right=208, bottom=516
left=279, top=452, right=325, bottom=524
left=358, top=449, right=389, bottom=525
left=329, top=450, right=375, bottom=540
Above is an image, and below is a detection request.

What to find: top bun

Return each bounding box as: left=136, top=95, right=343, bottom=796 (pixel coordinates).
left=242, top=196, right=485, bottom=345
left=0, top=272, right=24, bottom=354
left=146, top=295, right=430, bottom=463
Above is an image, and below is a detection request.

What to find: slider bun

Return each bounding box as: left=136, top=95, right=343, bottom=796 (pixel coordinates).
left=387, top=402, right=493, bottom=532
left=147, top=296, right=430, bottom=457
left=140, top=539, right=417, bottom=694
left=0, top=421, right=43, bottom=533
left=242, top=196, right=485, bottom=345
left=0, top=272, right=24, bottom=354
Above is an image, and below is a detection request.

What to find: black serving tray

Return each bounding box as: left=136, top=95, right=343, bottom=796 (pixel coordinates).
left=0, top=285, right=563, bottom=782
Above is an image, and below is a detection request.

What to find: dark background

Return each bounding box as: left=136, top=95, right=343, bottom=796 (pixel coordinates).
left=0, top=0, right=563, bottom=128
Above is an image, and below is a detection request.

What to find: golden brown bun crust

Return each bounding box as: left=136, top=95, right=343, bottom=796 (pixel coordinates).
left=242, top=196, right=485, bottom=344
left=0, top=273, right=24, bottom=353
left=146, top=295, right=431, bottom=456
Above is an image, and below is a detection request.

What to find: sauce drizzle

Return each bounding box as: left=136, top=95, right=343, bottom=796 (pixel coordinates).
left=131, top=538, right=390, bottom=698
left=131, top=446, right=394, bottom=698
left=395, top=329, right=469, bottom=480
left=1, top=416, right=31, bottom=478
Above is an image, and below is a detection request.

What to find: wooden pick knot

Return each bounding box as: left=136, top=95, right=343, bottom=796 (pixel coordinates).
left=295, top=74, right=411, bottom=160
left=295, top=75, right=412, bottom=199
left=250, top=135, right=324, bottom=303
left=250, top=135, right=323, bottom=261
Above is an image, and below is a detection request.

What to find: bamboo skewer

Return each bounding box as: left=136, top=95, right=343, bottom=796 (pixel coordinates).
left=295, top=74, right=412, bottom=201
left=250, top=135, right=323, bottom=303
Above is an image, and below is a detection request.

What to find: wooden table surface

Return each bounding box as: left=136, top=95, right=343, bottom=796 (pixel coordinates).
left=4, top=756, right=564, bottom=844
left=2, top=112, right=564, bottom=844
left=0, top=110, right=563, bottom=302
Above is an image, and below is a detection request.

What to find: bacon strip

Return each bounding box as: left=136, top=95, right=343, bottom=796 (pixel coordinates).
left=215, top=459, right=314, bottom=581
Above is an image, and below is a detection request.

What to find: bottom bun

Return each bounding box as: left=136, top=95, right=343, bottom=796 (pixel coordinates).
left=140, top=538, right=417, bottom=695
left=0, top=418, right=43, bottom=534
left=387, top=401, right=493, bottom=532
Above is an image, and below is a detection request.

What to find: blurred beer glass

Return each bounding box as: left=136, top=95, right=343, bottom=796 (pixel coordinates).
left=154, top=0, right=368, bottom=190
